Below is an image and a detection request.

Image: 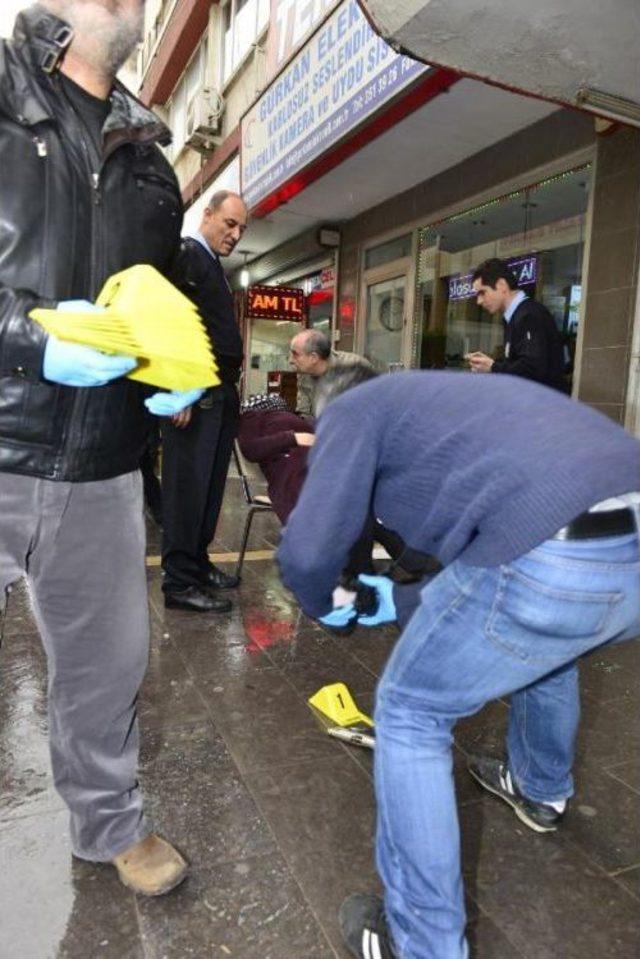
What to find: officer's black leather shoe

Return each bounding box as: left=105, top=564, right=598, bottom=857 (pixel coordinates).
left=204, top=565, right=240, bottom=590
left=164, top=586, right=232, bottom=613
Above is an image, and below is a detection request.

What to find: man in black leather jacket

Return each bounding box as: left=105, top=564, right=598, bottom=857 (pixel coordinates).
left=0, top=2, right=189, bottom=895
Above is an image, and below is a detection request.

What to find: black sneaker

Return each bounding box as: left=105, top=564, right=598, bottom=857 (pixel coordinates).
left=339, top=893, right=398, bottom=959
left=468, top=755, right=565, bottom=833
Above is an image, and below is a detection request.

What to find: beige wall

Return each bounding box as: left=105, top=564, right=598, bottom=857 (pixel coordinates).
left=576, top=126, right=640, bottom=423
left=174, top=148, right=202, bottom=189
left=170, top=17, right=268, bottom=192
left=138, top=3, right=268, bottom=193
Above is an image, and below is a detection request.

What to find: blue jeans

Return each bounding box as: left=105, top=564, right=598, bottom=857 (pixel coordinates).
left=374, top=533, right=640, bottom=959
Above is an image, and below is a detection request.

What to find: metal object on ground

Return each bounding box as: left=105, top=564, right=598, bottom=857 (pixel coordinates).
left=327, top=726, right=375, bottom=749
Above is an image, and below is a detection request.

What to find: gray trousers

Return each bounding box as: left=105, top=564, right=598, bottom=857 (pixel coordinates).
left=0, top=470, right=149, bottom=860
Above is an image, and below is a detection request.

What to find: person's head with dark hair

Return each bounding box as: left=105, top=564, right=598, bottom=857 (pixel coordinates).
left=471, top=258, right=519, bottom=316
left=199, top=190, right=247, bottom=258
left=314, top=360, right=379, bottom=417
left=289, top=328, right=332, bottom=376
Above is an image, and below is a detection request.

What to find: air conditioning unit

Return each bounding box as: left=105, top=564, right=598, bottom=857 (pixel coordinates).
left=185, top=88, right=225, bottom=155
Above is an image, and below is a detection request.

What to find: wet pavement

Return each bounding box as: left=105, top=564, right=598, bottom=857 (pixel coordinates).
left=1, top=474, right=639, bottom=958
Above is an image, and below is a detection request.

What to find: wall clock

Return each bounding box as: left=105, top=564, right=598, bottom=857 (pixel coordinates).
left=379, top=293, right=404, bottom=331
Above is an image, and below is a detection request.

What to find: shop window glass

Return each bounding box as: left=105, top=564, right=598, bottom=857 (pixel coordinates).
left=365, top=275, right=406, bottom=371
left=364, top=233, right=412, bottom=270
left=300, top=269, right=335, bottom=332
left=245, top=267, right=336, bottom=397
left=246, top=319, right=303, bottom=397
left=413, top=165, right=591, bottom=383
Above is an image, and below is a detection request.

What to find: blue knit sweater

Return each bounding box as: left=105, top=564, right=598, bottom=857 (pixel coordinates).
left=277, top=371, right=640, bottom=618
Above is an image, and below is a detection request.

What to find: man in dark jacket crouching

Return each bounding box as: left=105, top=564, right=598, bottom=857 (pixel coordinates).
left=0, top=2, right=193, bottom=895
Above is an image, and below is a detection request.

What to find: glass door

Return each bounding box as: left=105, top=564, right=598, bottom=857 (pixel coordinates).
left=362, top=269, right=412, bottom=372
left=245, top=317, right=303, bottom=396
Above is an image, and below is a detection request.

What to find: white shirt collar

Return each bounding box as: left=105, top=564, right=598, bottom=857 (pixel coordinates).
left=504, top=289, right=527, bottom=323
left=191, top=231, right=218, bottom=263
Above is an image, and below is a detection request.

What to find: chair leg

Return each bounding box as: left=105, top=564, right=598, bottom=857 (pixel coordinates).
left=236, top=506, right=258, bottom=580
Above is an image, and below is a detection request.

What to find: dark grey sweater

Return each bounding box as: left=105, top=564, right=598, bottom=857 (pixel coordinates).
left=277, top=371, right=640, bottom=618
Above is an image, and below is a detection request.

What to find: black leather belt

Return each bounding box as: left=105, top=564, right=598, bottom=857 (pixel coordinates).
left=552, top=507, right=637, bottom=541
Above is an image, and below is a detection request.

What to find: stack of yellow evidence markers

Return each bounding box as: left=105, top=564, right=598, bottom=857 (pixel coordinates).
left=30, top=264, right=220, bottom=391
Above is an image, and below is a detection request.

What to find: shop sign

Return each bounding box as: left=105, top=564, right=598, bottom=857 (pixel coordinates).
left=241, top=0, right=427, bottom=209
left=448, top=255, right=538, bottom=301
left=320, top=266, right=335, bottom=289
left=266, top=0, right=339, bottom=84
left=247, top=285, right=306, bottom=320
left=301, top=273, right=323, bottom=295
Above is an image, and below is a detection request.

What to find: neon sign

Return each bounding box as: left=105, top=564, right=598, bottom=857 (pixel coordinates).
left=247, top=285, right=306, bottom=320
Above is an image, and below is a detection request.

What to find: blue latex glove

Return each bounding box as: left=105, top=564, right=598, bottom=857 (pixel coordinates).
left=356, top=574, right=397, bottom=626
left=58, top=299, right=104, bottom=314
left=43, top=300, right=137, bottom=387
left=319, top=604, right=356, bottom=627
left=144, top=388, right=205, bottom=416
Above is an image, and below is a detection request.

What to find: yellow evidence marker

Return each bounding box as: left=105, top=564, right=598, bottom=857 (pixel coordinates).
left=308, top=682, right=373, bottom=728
left=30, top=264, right=219, bottom=392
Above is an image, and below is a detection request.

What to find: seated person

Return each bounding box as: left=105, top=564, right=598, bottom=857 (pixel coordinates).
left=238, top=392, right=438, bottom=585
left=238, top=393, right=314, bottom=523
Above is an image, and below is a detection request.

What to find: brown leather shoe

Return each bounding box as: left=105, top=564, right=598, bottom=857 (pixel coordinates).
left=112, top=834, right=188, bottom=896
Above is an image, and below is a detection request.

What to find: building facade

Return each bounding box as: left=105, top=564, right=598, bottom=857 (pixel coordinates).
left=138, top=0, right=640, bottom=433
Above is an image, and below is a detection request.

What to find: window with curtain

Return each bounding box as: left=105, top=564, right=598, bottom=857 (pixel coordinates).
left=167, top=40, right=208, bottom=157
left=222, top=0, right=269, bottom=85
